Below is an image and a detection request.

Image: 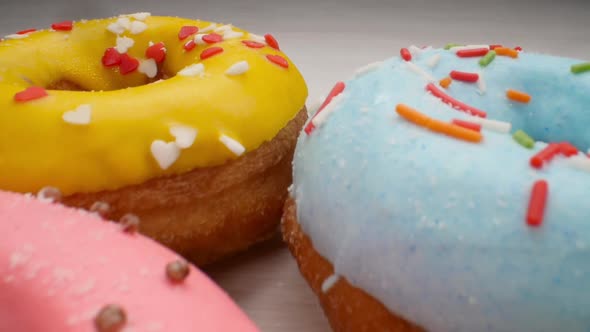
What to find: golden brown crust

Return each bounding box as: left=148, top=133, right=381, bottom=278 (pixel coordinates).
left=62, top=108, right=307, bottom=266
left=281, top=198, right=425, bottom=332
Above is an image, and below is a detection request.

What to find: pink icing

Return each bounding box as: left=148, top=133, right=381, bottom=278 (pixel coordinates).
left=0, top=191, right=259, bottom=332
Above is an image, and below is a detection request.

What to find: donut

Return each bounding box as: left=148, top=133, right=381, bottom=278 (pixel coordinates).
left=0, top=13, right=307, bottom=265
left=284, top=45, right=590, bottom=331
left=0, top=190, right=258, bottom=332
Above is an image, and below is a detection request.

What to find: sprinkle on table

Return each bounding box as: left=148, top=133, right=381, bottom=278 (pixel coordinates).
left=530, top=143, right=561, bottom=169
left=200, top=46, right=224, bottom=60
left=439, top=77, right=452, bottom=89
left=450, top=70, right=479, bottom=83
left=242, top=40, right=265, bottom=48
left=451, top=119, right=481, bottom=132
left=479, top=50, right=496, bottom=67
left=264, top=34, right=280, bottom=50
left=14, top=87, right=48, bottom=102
left=400, top=47, right=412, bottom=61
left=495, top=47, right=519, bottom=58
left=178, top=25, right=198, bottom=40
left=571, top=62, right=590, bottom=74
left=456, top=48, right=488, bottom=57
left=426, top=83, right=487, bottom=118
left=266, top=54, right=289, bottom=68
left=526, top=180, right=548, bottom=227
left=506, top=89, right=531, bottom=103
left=51, top=21, right=73, bottom=31
left=395, top=104, right=482, bottom=143
left=305, top=81, right=346, bottom=135
left=512, top=129, right=535, bottom=149
left=444, top=43, right=461, bottom=50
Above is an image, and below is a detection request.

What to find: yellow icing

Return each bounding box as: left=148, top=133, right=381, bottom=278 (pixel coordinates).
left=0, top=16, right=307, bottom=195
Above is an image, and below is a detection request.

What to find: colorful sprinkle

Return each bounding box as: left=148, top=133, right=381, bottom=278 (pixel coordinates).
left=456, top=48, right=488, bottom=57
left=526, top=180, right=548, bottom=227
left=102, top=48, right=122, bottom=67
left=571, top=62, right=590, bottom=74
left=178, top=26, right=198, bottom=40
left=400, top=48, right=412, bottom=61
left=51, top=21, right=73, bottom=31
left=515, top=46, right=523, bottom=51
left=305, top=82, right=346, bottom=135
left=489, top=44, right=503, bottom=50
left=16, top=28, right=36, bottom=35
left=145, top=42, right=166, bottom=63
left=119, top=54, right=139, bottom=75
left=450, top=70, right=479, bottom=83
left=183, top=40, right=196, bottom=51
left=202, top=33, right=223, bottom=44
left=14, top=87, right=48, bottom=102
left=479, top=50, right=496, bottom=67
left=507, top=89, right=531, bottom=103
left=560, top=142, right=578, bottom=157
left=395, top=104, right=482, bottom=143
left=242, top=40, right=265, bottom=48
left=200, top=47, right=224, bottom=60
left=495, top=47, right=518, bottom=58
left=451, top=119, right=481, bottom=132
left=426, top=83, right=487, bottom=117
left=264, top=34, right=280, bottom=50
left=266, top=54, right=289, bottom=68
left=530, top=143, right=561, bottom=169
left=439, top=77, right=452, bottom=89
left=512, top=130, right=535, bottom=149
left=444, top=43, right=461, bottom=50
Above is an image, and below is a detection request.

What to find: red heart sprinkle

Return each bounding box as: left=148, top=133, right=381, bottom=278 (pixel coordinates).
left=14, top=87, right=48, bottom=102
left=178, top=26, right=198, bottom=40
left=200, top=47, right=224, bottom=60
left=266, top=54, right=288, bottom=68
left=119, top=54, right=139, bottom=75
left=264, top=34, right=279, bottom=50
left=17, top=28, right=36, bottom=35
left=145, top=42, right=166, bottom=63
left=184, top=40, right=196, bottom=52
left=102, top=48, right=122, bottom=67
left=242, top=40, right=265, bottom=49
left=52, top=21, right=73, bottom=31
left=202, top=33, right=223, bottom=44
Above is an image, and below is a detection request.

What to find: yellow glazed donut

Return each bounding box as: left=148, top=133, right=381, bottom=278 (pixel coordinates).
left=0, top=14, right=307, bottom=265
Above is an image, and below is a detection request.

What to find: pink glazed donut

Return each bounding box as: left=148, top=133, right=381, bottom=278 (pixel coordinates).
left=0, top=190, right=258, bottom=332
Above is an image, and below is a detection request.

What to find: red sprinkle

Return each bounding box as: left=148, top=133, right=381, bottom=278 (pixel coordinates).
left=305, top=82, right=346, bottom=135
left=14, top=87, right=48, bottom=102
left=145, top=42, right=166, bottom=63
left=489, top=44, right=503, bottom=50
left=17, top=28, right=36, bottom=35
left=119, top=54, right=139, bottom=75
left=183, top=40, right=196, bottom=52
left=450, top=70, right=479, bottom=83
left=200, top=47, right=224, bottom=60
left=527, top=180, right=548, bottom=227
left=202, top=33, right=223, bottom=44
left=178, top=26, right=198, bottom=40
left=515, top=46, right=523, bottom=51
left=266, top=54, right=289, bottom=68
left=451, top=119, right=482, bottom=132
left=530, top=143, right=561, bottom=169
left=51, top=21, right=73, bottom=31
left=242, top=40, right=265, bottom=49
left=400, top=48, right=412, bottom=61
left=559, top=142, right=578, bottom=157
left=264, top=34, right=280, bottom=50
left=102, top=48, right=122, bottom=67
left=456, top=48, right=489, bottom=57
left=425, top=83, right=487, bottom=118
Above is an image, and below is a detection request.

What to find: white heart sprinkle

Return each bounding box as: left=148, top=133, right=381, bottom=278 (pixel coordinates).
left=4, top=34, right=29, bottom=40
left=225, top=61, right=249, bottom=76
left=116, top=17, right=131, bottom=30
left=115, top=36, right=134, bottom=53
left=219, top=134, right=245, bottom=156
left=62, top=104, right=92, bottom=125
left=106, top=22, right=126, bottom=35
left=178, top=63, right=205, bottom=77
left=129, top=12, right=151, bottom=21
left=223, top=31, right=244, bottom=40
left=199, top=23, right=217, bottom=33
left=170, top=125, right=198, bottom=149
left=150, top=140, right=180, bottom=170
left=138, top=59, right=157, bottom=78
left=248, top=33, right=266, bottom=44
left=129, top=21, right=148, bottom=35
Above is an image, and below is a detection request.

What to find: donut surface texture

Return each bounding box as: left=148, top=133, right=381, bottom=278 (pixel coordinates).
left=289, top=46, right=590, bottom=332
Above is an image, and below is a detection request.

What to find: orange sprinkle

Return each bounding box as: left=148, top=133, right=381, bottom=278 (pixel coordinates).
left=439, top=77, right=452, bottom=89
left=494, top=47, right=518, bottom=58
left=395, top=104, right=482, bottom=143
left=506, top=89, right=531, bottom=103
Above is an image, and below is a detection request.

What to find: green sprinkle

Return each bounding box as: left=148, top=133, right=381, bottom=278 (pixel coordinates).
left=571, top=62, right=590, bottom=74
left=479, top=50, right=496, bottom=67
left=513, top=130, right=535, bottom=149
left=444, top=43, right=461, bottom=50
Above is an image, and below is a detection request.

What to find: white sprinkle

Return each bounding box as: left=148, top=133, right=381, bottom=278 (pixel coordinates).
left=225, top=61, right=249, bottom=76
left=129, top=12, right=151, bottom=21
left=426, top=54, right=441, bottom=68
left=116, top=17, right=131, bottom=30
left=477, top=71, right=486, bottom=95
left=62, top=104, right=92, bottom=125
left=138, top=59, right=157, bottom=78
left=248, top=33, right=266, bottom=44
left=214, top=24, right=233, bottom=33
left=4, top=34, right=28, bottom=40
left=450, top=44, right=490, bottom=52
left=223, top=30, right=244, bottom=40
left=107, top=22, right=126, bottom=34
left=219, top=134, right=245, bottom=156
left=170, top=125, right=198, bottom=149
left=468, top=117, right=511, bottom=133
left=353, top=61, right=382, bottom=78
left=311, top=93, right=345, bottom=128
left=567, top=155, right=590, bottom=173
left=115, top=36, right=134, bottom=53
left=194, top=34, right=206, bottom=45
left=405, top=61, right=436, bottom=82
left=129, top=21, right=148, bottom=35
left=408, top=45, right=423, bottom=57
left=178, top=63, right=205, bottom=77
left=199, top=23, right=217, bottom=33
left=150, top=140, right=181, bottom=170
left=37, top=186, right=62, bottom=202
left=321, top=274, right=340, bottom=293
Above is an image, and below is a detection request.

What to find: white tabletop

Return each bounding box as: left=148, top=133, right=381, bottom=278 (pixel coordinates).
left=1, top=1, right=589, bottom=331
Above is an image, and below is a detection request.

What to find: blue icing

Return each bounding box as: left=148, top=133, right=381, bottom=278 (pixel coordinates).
left=293, top=49, right=590, bottom=332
